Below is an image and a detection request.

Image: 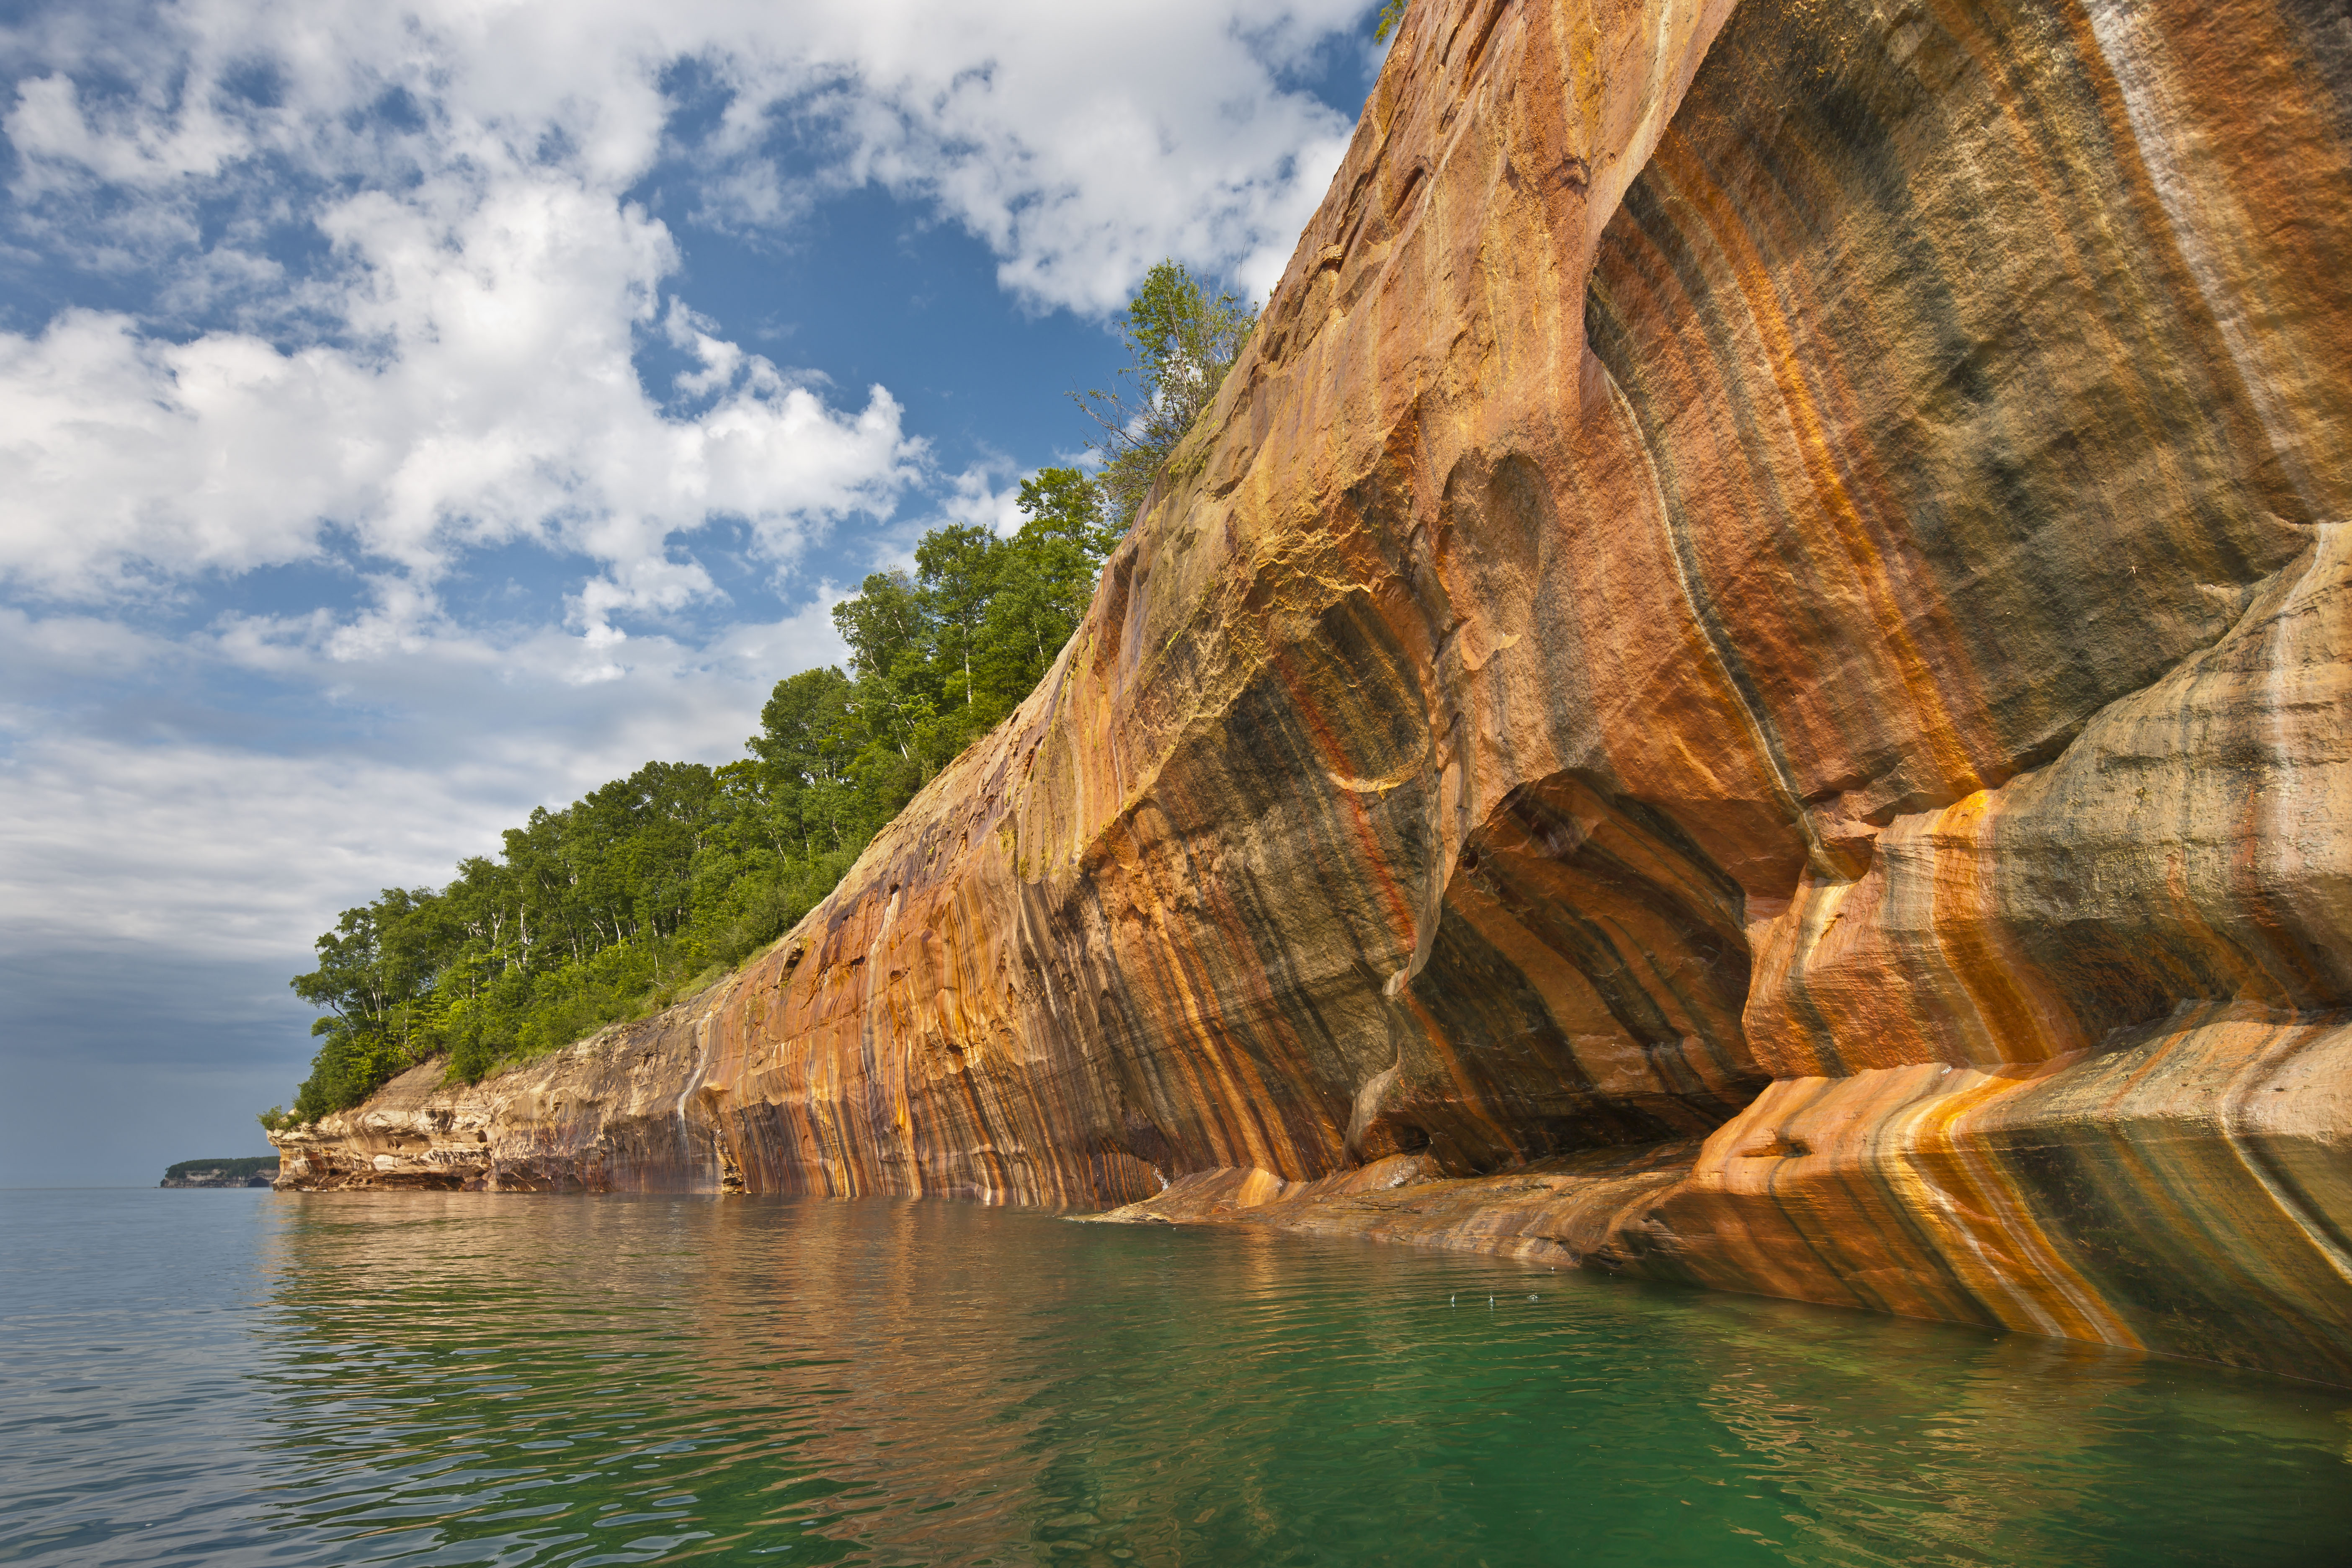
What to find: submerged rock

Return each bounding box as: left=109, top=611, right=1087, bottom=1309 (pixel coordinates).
left=276, top=0, right=2352, bottom=1382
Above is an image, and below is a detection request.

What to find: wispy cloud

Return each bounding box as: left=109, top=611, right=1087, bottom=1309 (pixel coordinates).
left=0, top=593, right=855, bottom=957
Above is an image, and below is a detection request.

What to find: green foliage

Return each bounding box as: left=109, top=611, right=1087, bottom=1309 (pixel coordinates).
left=273, top=470, right=1120, bottom=1127
left=165, top=1156, right=279, bottom=1180
left=1076, top=260, right=1257, bottom=529
left=268, top=260, right=1237, bottom=1127
left=1375, top=0, right=1408, bottom=44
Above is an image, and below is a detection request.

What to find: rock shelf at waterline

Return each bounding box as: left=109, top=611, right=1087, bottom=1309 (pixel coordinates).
left=273, top=0, right=2352, bottom=1386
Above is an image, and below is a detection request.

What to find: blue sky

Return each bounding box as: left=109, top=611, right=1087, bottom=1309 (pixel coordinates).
left=0, top=0, right=1389, bottom=1185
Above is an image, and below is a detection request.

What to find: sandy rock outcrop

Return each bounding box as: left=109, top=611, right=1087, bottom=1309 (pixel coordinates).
left=272, top=1019, right=743, bottom=1192
left=279, top=0, right=2352, bottom=1380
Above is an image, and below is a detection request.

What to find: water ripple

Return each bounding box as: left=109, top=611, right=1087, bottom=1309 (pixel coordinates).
left=4, top=1191, right=2348, bottom=1566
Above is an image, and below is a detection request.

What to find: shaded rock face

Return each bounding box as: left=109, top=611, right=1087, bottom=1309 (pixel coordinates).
left=278, top=0, right=2352, bottom=1380
left=160, top=1170, right=278, bottom=1189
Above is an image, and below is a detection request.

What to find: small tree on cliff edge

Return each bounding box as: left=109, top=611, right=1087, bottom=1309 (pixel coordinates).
left=1075, top=260, right=1256, bottom=530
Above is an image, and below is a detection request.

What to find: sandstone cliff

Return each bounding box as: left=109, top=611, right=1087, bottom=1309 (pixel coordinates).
left=276, top=0, right=2352, bottom=1383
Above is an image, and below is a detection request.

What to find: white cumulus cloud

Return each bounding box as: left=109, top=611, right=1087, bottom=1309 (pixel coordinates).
left=0, top=165, right=922, bottom=618
left=0, top=0, right=1371, bottom=610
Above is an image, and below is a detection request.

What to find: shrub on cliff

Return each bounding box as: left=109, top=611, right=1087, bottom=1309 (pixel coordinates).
left=1076, top=260, right=1256, bottom=528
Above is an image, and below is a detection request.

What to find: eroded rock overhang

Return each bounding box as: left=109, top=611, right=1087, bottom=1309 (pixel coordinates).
left=276, top=0, right=2352, bottom=1383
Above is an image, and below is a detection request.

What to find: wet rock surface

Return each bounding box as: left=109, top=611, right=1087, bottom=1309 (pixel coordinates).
left=278, top=0, right=2352, bottom=1381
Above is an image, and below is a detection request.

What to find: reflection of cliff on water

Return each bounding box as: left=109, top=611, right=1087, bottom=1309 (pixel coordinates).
left=1680, top=1296, right=2349, bottom=1565
left=246, top=1195, right=2352, bottom=1566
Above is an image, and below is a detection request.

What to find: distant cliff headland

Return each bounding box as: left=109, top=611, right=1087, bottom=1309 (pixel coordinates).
left=273, top=0, right=2352, bottom=1386
left=162, top=1157, right=278, bottom=1189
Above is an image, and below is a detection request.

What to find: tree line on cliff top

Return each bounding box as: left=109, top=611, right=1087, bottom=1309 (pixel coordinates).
left=261, top=263, right=1256, bottom=1130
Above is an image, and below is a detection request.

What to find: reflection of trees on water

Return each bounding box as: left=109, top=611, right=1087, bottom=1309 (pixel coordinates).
left=240, top=1196, right=2352, bottom=1567
left=249, top=1195, right=912, bottom=1563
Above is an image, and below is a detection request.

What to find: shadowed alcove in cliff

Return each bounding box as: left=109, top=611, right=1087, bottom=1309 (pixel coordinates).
left=276, top=0, right=2352, bottom=1384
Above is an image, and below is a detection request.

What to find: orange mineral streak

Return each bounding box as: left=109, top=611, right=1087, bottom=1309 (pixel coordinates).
left=1891, top=1066, right=2142, bottom=1348
left=279, top=0, right=2352, bottom=1382
left=1639, top=136, right=1989, bottom=814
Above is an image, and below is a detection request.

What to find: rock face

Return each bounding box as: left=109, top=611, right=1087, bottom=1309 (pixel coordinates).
left=276, top=0, right=2352, bottom=1381
left=161, top=1157, right=279, bottom=1188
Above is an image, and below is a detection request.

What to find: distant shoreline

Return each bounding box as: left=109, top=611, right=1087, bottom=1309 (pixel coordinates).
left=161, top=1157, right=279, bottom=1189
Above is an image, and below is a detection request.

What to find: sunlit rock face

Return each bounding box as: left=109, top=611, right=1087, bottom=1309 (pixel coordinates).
left=279, top=0, right=2352, bottom=1380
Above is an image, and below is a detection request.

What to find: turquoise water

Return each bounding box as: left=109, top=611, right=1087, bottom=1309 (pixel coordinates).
left=3, top=1190, right=2347, bottom=1566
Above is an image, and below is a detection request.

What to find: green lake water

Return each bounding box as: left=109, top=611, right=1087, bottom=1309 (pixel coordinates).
left=3, top=1188, right=2347, bottom=1565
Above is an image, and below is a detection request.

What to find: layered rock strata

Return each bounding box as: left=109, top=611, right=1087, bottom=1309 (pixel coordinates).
left=276, top=0, right=2352, bottom=1381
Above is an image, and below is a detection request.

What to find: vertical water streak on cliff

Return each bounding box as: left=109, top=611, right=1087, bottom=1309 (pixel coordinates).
left=276, top=0, right=2352, bottom=1381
